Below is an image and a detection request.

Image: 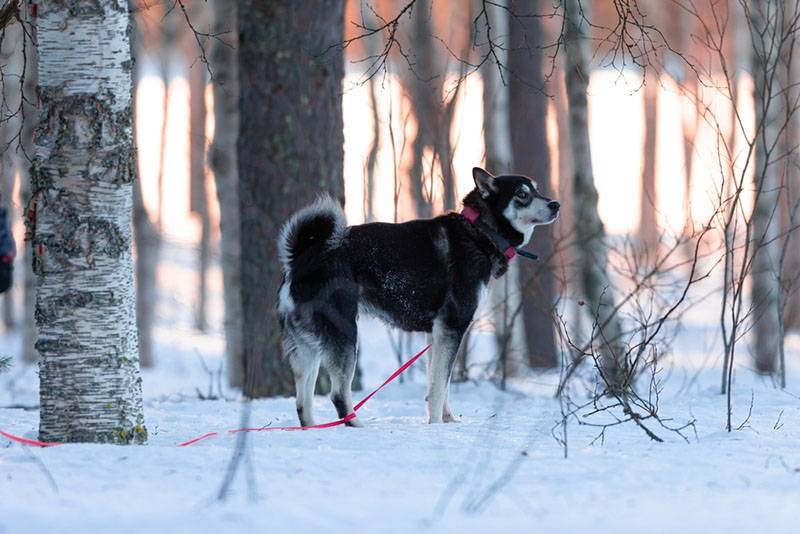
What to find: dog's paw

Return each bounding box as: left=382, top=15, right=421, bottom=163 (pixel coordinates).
left=345, top=417, right=364, bottom=428
left=442, top=413, right=461, bottom=423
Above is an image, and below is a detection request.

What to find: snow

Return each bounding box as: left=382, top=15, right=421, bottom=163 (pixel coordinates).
left=2, top=241, right=800, bottom=533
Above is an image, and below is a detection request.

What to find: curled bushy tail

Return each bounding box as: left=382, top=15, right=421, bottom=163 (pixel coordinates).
left=277, top=195, right=347, bottom=276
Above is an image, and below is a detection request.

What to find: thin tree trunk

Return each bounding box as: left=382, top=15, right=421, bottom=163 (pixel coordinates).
left=238, top=1, right=345, bottom=398
left=479, top=0, right=526, bottom=380
left=210, top=0, right=244, bottom=388
left=132, top=178, right=158, bottom=368
left=783, top=3, right=800, bottom=334
left=131, top=6, right=159, bottom=369
left=509, top=1, right=558, bottom=370
left=188, top=47, right=209, bottom=332
left=21, top=10, right=37, bottom=364
left=749, top=0, right=782, bottom=375
left=0, top=22, right=21, bottom=330
left=33, top=0, right=146, bottom=443
left=639, top=77, right=659, bottom=248
left=563, top=0, right=625, bottom=387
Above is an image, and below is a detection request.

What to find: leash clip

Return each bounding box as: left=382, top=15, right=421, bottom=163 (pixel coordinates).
left=515, top=248, right=539, bottom=261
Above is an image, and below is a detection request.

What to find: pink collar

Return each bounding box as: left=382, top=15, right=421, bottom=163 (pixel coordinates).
left=460, top=206, right=517, bottom=261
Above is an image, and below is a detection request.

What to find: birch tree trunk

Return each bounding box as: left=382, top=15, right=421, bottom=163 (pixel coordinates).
left=749, top=0, right=782, bottom=374
left=238, top=1, right=345, bottom=397
left=32, top=0, right=146, bottom=443
left=209, top=0, right=244, bottom=388
left=563, top=0, right=625, bottom=387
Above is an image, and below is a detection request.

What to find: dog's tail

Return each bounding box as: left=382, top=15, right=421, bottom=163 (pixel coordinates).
left=278, top=194, right=347, bottom=277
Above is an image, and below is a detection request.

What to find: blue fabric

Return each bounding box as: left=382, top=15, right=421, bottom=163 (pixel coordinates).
left=0, top=205, right=15, bottom=258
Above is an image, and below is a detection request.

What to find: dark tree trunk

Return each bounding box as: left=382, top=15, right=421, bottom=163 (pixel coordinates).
left=238, top=1, right=345, bottom=398
left=507, top=2, right=558, bottom=369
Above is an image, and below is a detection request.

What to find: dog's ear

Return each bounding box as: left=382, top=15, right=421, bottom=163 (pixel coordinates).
left=472, top=167, right=497, bottom=198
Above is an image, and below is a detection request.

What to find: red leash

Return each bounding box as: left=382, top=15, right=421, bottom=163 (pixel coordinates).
left=180, top=342, right=431, bottom=446
left=0, top=429, right=62, bottom=448
left=0, top=343, right=431, bottom=449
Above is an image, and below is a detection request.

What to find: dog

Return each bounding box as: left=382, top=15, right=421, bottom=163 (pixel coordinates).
left=277, top=167, right=559, bottom=426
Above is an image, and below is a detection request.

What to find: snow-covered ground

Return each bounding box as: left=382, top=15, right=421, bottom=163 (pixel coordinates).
left=1, top=241, right=799, bottom=533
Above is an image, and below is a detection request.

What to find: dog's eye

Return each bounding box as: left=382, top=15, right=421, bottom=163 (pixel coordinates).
left=515, top=191, right=530, bottom=201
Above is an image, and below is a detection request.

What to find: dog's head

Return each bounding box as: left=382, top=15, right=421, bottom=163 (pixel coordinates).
left=466, top=167, right=560, bottom=246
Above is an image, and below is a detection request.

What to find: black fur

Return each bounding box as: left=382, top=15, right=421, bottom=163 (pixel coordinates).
left=278, top=168, right=558, bottom=425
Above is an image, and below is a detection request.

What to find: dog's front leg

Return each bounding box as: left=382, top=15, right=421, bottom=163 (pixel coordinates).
left=426, top=319, right=463, bottom=424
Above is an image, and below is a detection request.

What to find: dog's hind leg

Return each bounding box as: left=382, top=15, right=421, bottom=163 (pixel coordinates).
left=325, top=343, right=362, bottom=427
left=426, top=318, right=466, bottom=424
left=289, top=341, right=321, bottom=427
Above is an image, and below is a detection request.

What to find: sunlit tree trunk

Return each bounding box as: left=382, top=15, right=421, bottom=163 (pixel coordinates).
left=32, top=0, right=146, bottom=443
left=639, top=77, right=659, bottom=249
left=749, top=0, right=782, bottom=375
left=210, top=0, right=244, bottom=387
left=188, top=50, right=209, bottom=332
left=563, top=0, right=624, bottom=386
left=238, top=1, right=344, bottom=397
left=405, top=0, right=456, bottom=217
left=782, top=1, right=800, bottom=336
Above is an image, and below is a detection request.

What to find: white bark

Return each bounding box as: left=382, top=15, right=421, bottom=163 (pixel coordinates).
left=209, top=0, right=244, bottom=387
left=33, top=0, right=145, bottom=443
left=563, top=0, right=625, bottom=386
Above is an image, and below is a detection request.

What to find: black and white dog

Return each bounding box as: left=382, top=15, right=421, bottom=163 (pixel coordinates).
left=277, top=167, right=559, bottom=426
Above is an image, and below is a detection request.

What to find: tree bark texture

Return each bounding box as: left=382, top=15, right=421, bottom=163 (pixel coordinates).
left=749, top=0, right=781, bottom=374
left=32, top=0, right=146, bottom=443
left=210, top=0, right=244, bottom=387
left=508, top=1, right=558, bottom=369
left=238, top=1, right=345, bottom=397
left=563, top=0, right=625, bottom=385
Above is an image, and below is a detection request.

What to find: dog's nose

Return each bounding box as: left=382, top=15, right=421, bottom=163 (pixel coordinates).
left=548, top=201, right=560, bottom=211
